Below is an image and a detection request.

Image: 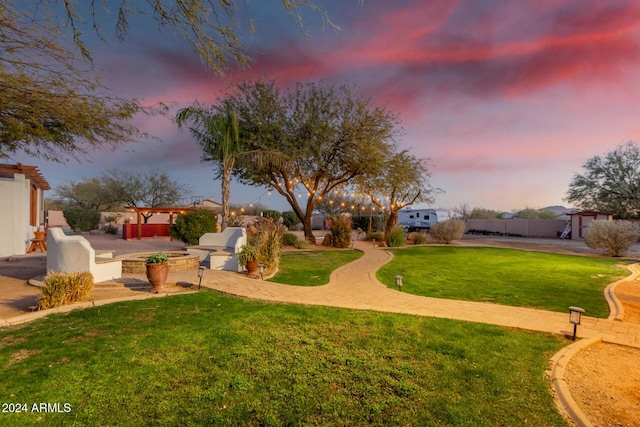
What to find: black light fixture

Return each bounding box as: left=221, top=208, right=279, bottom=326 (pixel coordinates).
left=568, top=306, right=585, bottom=340
left=197, top=266, right=206, bottom=289
left=258, top=263, right=265, bottom=280
left=395, top=275, right=403, bottom=291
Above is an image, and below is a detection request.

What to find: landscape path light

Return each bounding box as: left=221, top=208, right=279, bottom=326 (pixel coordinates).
left=568, top=306, right=585, bottom=340
left=395, top=275, right=403, bottom=291
left=258, top=263, right=265, bottom=280
left=197, top=266, right=206, bottom=289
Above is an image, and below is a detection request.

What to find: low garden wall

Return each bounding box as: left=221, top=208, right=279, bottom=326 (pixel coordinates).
left=122, top=224, right=171, bottom=239
left=465, top=219, right=566, bottom=238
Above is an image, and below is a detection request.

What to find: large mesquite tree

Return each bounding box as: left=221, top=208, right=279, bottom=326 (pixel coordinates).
left=1, top=1, right=335, bottom=161
left=226, top=79, right=399, bottom=243
left=566, top=141, right=640, bottom=219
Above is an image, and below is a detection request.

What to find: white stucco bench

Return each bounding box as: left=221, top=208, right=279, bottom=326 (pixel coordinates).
left=185, top=227, right=246, bottom=272
left=46, top=227, right=122, bottom=283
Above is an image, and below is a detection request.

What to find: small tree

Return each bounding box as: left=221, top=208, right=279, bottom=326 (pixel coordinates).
left=170, top=210, right=218, bottom=245
left=63, top=208, right=101, bottom=232
left=430, top=220, right=466, bottom=244
left=584, top=220, right=640, bottom=257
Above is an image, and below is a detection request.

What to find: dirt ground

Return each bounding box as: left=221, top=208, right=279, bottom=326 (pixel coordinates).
left=1, top=234, right=639, bottom=426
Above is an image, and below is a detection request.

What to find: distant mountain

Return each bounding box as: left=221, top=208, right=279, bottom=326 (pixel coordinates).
left=540, top=205, right=576, bottom=216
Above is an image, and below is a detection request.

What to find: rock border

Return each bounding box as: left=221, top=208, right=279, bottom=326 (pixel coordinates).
left=548, top=337, right=601, bottom=427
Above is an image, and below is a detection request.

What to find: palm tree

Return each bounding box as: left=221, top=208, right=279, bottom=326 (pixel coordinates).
left=176, top=103, right=242, bottom=231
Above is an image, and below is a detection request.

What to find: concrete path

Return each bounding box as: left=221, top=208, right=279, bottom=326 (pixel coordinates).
left=2, top=238, right=639, bottom=348
left=189, top=240, right=640, bottom=348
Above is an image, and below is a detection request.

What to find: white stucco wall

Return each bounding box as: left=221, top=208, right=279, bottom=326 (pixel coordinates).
left=0, top=174, right=35, bottom=257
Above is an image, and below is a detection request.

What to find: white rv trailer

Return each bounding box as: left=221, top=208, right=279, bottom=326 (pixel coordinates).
left=398, top=208, right=451, bottom=231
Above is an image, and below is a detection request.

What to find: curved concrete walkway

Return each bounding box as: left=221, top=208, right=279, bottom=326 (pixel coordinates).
left=190, top=240, right=640, bottom=348
left=3, top=240, right=640, bottom=348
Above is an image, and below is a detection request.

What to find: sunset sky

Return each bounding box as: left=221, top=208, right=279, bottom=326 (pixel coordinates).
left=13, top=0, right=640, bottom=212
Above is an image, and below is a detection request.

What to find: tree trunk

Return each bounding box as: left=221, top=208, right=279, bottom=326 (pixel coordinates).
left=384, top=211, right=398, bottom=237
left=302, top=213, right=316, bottom=244
left=221, top=163, right=231, bottom=231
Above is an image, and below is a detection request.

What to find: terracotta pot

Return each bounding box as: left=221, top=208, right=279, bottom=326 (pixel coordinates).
left=34, top=231, right=45, bottom=240
left=146, top=262, right=169, bottom=293
left=245, top=259, right=259, bottom=277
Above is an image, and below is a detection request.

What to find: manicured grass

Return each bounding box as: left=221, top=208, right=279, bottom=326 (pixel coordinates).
left=269, top=250, right=363, bottom=286
left=377, top=246, right=631, bottom=318
left=0, top=292, right=568, bottom=426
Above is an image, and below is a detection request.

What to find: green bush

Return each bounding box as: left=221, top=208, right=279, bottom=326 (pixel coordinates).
left=102, top=225, right=119, bottom=235
left=430, top=219, right=466, bottom=244
left=38, top=271, right=94, bottom=310
left=386, top=226, right=406, bottom=247
left=585, top=219, right=640, bottom=257
left=282, top=211, right=301, bottom=229
left=282, top=232, right=298, bottom=246
left=63, top=208, right=101, bottom=232
left=262, top=209, right=282, bottom=222
left=170, top=209, right=218, bottom=245
left=364, top=232, right=385, bottom=242
left=329, top=215, right=352, bottom=248
left=293, top=238, right=310, bottom=249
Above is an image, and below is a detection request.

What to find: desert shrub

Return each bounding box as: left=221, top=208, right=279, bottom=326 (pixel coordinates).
left=386, top=226, right=406, bottom=247
left=38, top=271, right=94, bottom=310
left=170, top=209, right=218, bottom=245
left=282, top=232, right=298, bottom=246
left=430, top=219, right=466, bottom=244
left=585, top=220, right=640, bottom=257
left=63, top=208, right=101, bottom=232
left=293, top=238, right=310, bottom=249
left=251, top=218, right=284, bottom=271
left=412, top=231, right=428, bottom=245
left=330, top=215, right=352, bottom=248
left=101, top=214, right=120, bottom=235
left=364, top=232, right=385, bottom=242
left=322, top=232, right=333, bottom=247
left=282, top=211, right=301, bottom=229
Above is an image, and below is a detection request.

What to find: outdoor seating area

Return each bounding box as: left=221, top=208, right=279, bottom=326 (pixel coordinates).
left=185, top=226, right=247, bottom=272
left=46, top=227, right=122, bottom=283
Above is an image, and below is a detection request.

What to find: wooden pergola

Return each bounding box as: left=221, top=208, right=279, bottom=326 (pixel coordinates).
left=126, top=207, right=193, bottom=240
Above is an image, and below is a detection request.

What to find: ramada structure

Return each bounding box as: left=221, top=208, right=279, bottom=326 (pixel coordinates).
left=0, top=163, right=50, bottom=257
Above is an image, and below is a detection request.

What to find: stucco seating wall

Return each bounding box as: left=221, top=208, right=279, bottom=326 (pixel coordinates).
left=46, top=228, right=122, bottom=283
left=185, top=227, right=246, bottom=272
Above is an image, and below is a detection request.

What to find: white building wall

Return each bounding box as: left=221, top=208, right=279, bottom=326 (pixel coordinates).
left=0, top=174, right=34, bottom=257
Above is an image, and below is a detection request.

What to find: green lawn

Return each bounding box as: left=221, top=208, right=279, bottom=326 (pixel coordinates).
left=377, top=246, right=631, bottom=318
left=269, top=250, right=363, bottom=286
left=0, top=292, right=569, bottom=426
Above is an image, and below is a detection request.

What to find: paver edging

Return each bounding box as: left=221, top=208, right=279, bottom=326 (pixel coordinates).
left=548, top=337, right=601, bottom=427
left=604, top=262, right=640, bottom=322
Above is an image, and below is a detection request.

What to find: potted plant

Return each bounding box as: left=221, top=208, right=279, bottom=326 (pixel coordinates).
left=238, top=244, right=260, bottom=277
left=146, top=252, right=169, bottom=293
left=34, top=226, right=45, bottom=240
